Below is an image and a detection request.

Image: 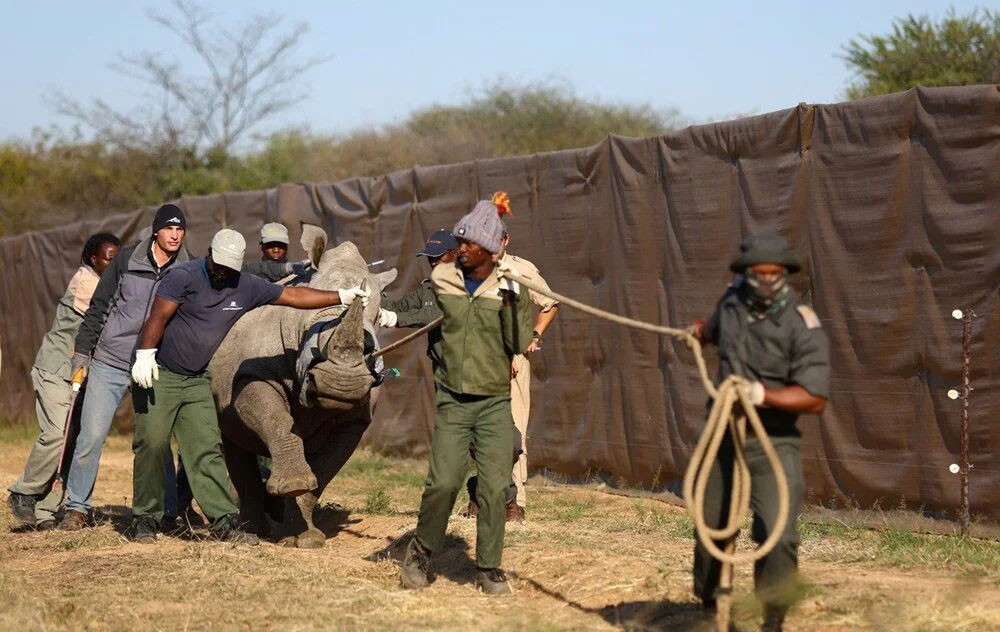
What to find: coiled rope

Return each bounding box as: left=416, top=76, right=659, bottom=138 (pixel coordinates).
left=495, top=267, right=789, bottom=630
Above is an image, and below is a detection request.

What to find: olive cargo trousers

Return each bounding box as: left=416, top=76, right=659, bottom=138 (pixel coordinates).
left=131, top=367, right=238, bottom=524
left=416, top=387, right=514, bottom=570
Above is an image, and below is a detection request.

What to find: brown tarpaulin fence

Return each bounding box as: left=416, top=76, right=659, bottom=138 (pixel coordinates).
left=2, top=86, right=997, bottom=520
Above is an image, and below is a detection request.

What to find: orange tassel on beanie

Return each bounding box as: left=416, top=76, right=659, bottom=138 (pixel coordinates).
left=492, top=191, right=512, bottom=217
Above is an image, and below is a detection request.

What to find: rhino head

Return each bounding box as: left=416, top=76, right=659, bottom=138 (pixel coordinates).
left=296, top=225, right=397, bottom=411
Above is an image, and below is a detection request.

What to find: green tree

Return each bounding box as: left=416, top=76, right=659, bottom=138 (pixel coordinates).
left=843, top=7, right=1000, bottom=99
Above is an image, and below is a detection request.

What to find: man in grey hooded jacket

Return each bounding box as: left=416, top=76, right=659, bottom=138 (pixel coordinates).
left=59, top=204, right=190, bottom=530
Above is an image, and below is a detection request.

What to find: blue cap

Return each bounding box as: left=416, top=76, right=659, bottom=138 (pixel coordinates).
left=417, top=229, right=459, bottom=258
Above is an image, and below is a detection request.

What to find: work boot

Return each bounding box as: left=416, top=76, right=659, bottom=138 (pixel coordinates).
left=399, top=538, right=430, bottom=589
left=761, top=606, right=785, bottom=632
left=161, top=514, right=190, bottom=536
left=506, top=502, right=525, bottom=523
left=58, top=510, right=89, bottom=531
left=180, top=503, right=206, bottom=527
left=35, top=519, right=58, bottom=531
left=129, top=516, right=159, bottom=544
left=7, top=492, right=37, bottom=527
left=210, top=515, right=260, bottom=546
left=161, top=514, right=179, bottom=533
left=475, top=568, right=512, bottom=596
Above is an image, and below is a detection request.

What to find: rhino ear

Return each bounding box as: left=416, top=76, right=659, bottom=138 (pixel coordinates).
left=374, top=268, right=398, bottom=292
left=300, top=223, right=328, bottom=268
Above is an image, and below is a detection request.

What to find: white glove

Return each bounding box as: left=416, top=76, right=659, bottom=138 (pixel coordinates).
left=131, top=349, right=159, bottom=389
left=747, top=381, right=766, bottom=407
left=338, top=286, right=370, bottom=308
left=379, top=309, right=398, bottom=328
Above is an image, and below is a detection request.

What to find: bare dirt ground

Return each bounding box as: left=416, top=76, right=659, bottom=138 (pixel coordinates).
left=1, top=427, right=998, bottom=631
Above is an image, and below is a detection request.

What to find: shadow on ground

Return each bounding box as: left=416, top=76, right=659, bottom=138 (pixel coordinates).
left=364, top=529, right=478, bottom=586
left=512, top=569, right=712, bottom=631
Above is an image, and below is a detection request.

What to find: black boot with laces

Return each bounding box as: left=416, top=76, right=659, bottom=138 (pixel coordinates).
left=475, top=567, right=512, bottom=596
left=400, top=538, right=430, bottom=589
left=210, top=514, right=260, bottom=546
left=130, top=516, right=159, bottom=544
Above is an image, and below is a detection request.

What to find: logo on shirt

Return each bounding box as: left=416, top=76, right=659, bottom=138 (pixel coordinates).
left=222, top=300, right=243, bottom=312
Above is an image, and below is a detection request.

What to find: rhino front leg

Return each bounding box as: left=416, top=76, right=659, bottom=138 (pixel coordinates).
left=233, top=381, right=317, bottom=497
left=282, top=416, right=369, bottom=549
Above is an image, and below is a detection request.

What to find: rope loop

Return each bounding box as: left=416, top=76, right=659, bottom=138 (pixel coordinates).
left=494, top=267, right=789, bottom=565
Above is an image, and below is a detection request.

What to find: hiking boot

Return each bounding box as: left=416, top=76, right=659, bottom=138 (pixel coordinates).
left=475, top=568, right=512, bottom=596
left=7, top=492, right=37, bottom=527
left=210, top=515, right=260, bottom=546
left=506, top=502, right=525, bottom=523
left=161, top=515, right=189, bottom=536
left=463, top=500, right=479, bottom=518
left=399, top=538, right=430, bottom=589
left=761, top=606, right=785, bottom=632
left=58, top=510, right=89, bottom=531
left=130, top=516, right=159, bottom=544
left=180, top=504, right=206, bottom=527
left=35, top=519, right=58, bottom=531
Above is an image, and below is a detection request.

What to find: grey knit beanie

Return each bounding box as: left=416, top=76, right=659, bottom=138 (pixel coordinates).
left=453, top=194, right=510, bottom=254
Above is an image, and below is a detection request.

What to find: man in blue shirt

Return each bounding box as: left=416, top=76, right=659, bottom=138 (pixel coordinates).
left=128, top=229, right=369, bottom=544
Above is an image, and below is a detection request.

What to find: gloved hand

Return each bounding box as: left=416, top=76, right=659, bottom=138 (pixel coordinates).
left=131, top=349, right=159, bottom=389
left=747, top=381, right=766, bottom=407
left=338, top=286, right=371, bottom=308
left=71, top=352, right=91, bottom=382
left=285, top=259, right=313, bottom=276
left=379, top=308, right=398, bottom=328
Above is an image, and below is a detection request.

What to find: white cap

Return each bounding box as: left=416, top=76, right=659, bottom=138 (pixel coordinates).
left=260, top=222, right=289, bottom=245
left=211, top=229, right=246, bottom=271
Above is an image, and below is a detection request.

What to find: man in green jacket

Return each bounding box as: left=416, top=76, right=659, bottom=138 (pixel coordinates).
left=400, top=197, right=535, bottom=595
left=7, top=233, right=121, bottom=529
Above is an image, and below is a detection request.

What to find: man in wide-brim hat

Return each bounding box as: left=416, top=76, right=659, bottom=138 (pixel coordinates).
left=691, top=232, right=831, bottom=632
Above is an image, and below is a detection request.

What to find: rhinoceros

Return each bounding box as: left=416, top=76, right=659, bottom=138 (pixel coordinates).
left=209, top=227, right=397, bottom=548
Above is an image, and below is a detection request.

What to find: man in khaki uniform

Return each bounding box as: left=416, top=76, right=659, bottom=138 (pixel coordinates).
left=498, top=253, right=558, bottom=520
left=6, top=233, right=121, bottom=529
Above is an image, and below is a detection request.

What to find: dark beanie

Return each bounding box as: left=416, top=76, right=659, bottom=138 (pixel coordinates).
left=152, top=204, right=186, bottom=233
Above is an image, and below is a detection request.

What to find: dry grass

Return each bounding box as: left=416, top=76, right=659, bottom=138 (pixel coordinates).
left=1, top=429, right=998, bottom=631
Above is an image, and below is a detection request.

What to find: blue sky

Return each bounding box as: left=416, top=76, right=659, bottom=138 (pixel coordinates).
left=0, top=1, right=985, bottom=145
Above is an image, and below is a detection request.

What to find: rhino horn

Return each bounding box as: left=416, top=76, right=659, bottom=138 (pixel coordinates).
left=324, top=299, right=365, bottom=362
